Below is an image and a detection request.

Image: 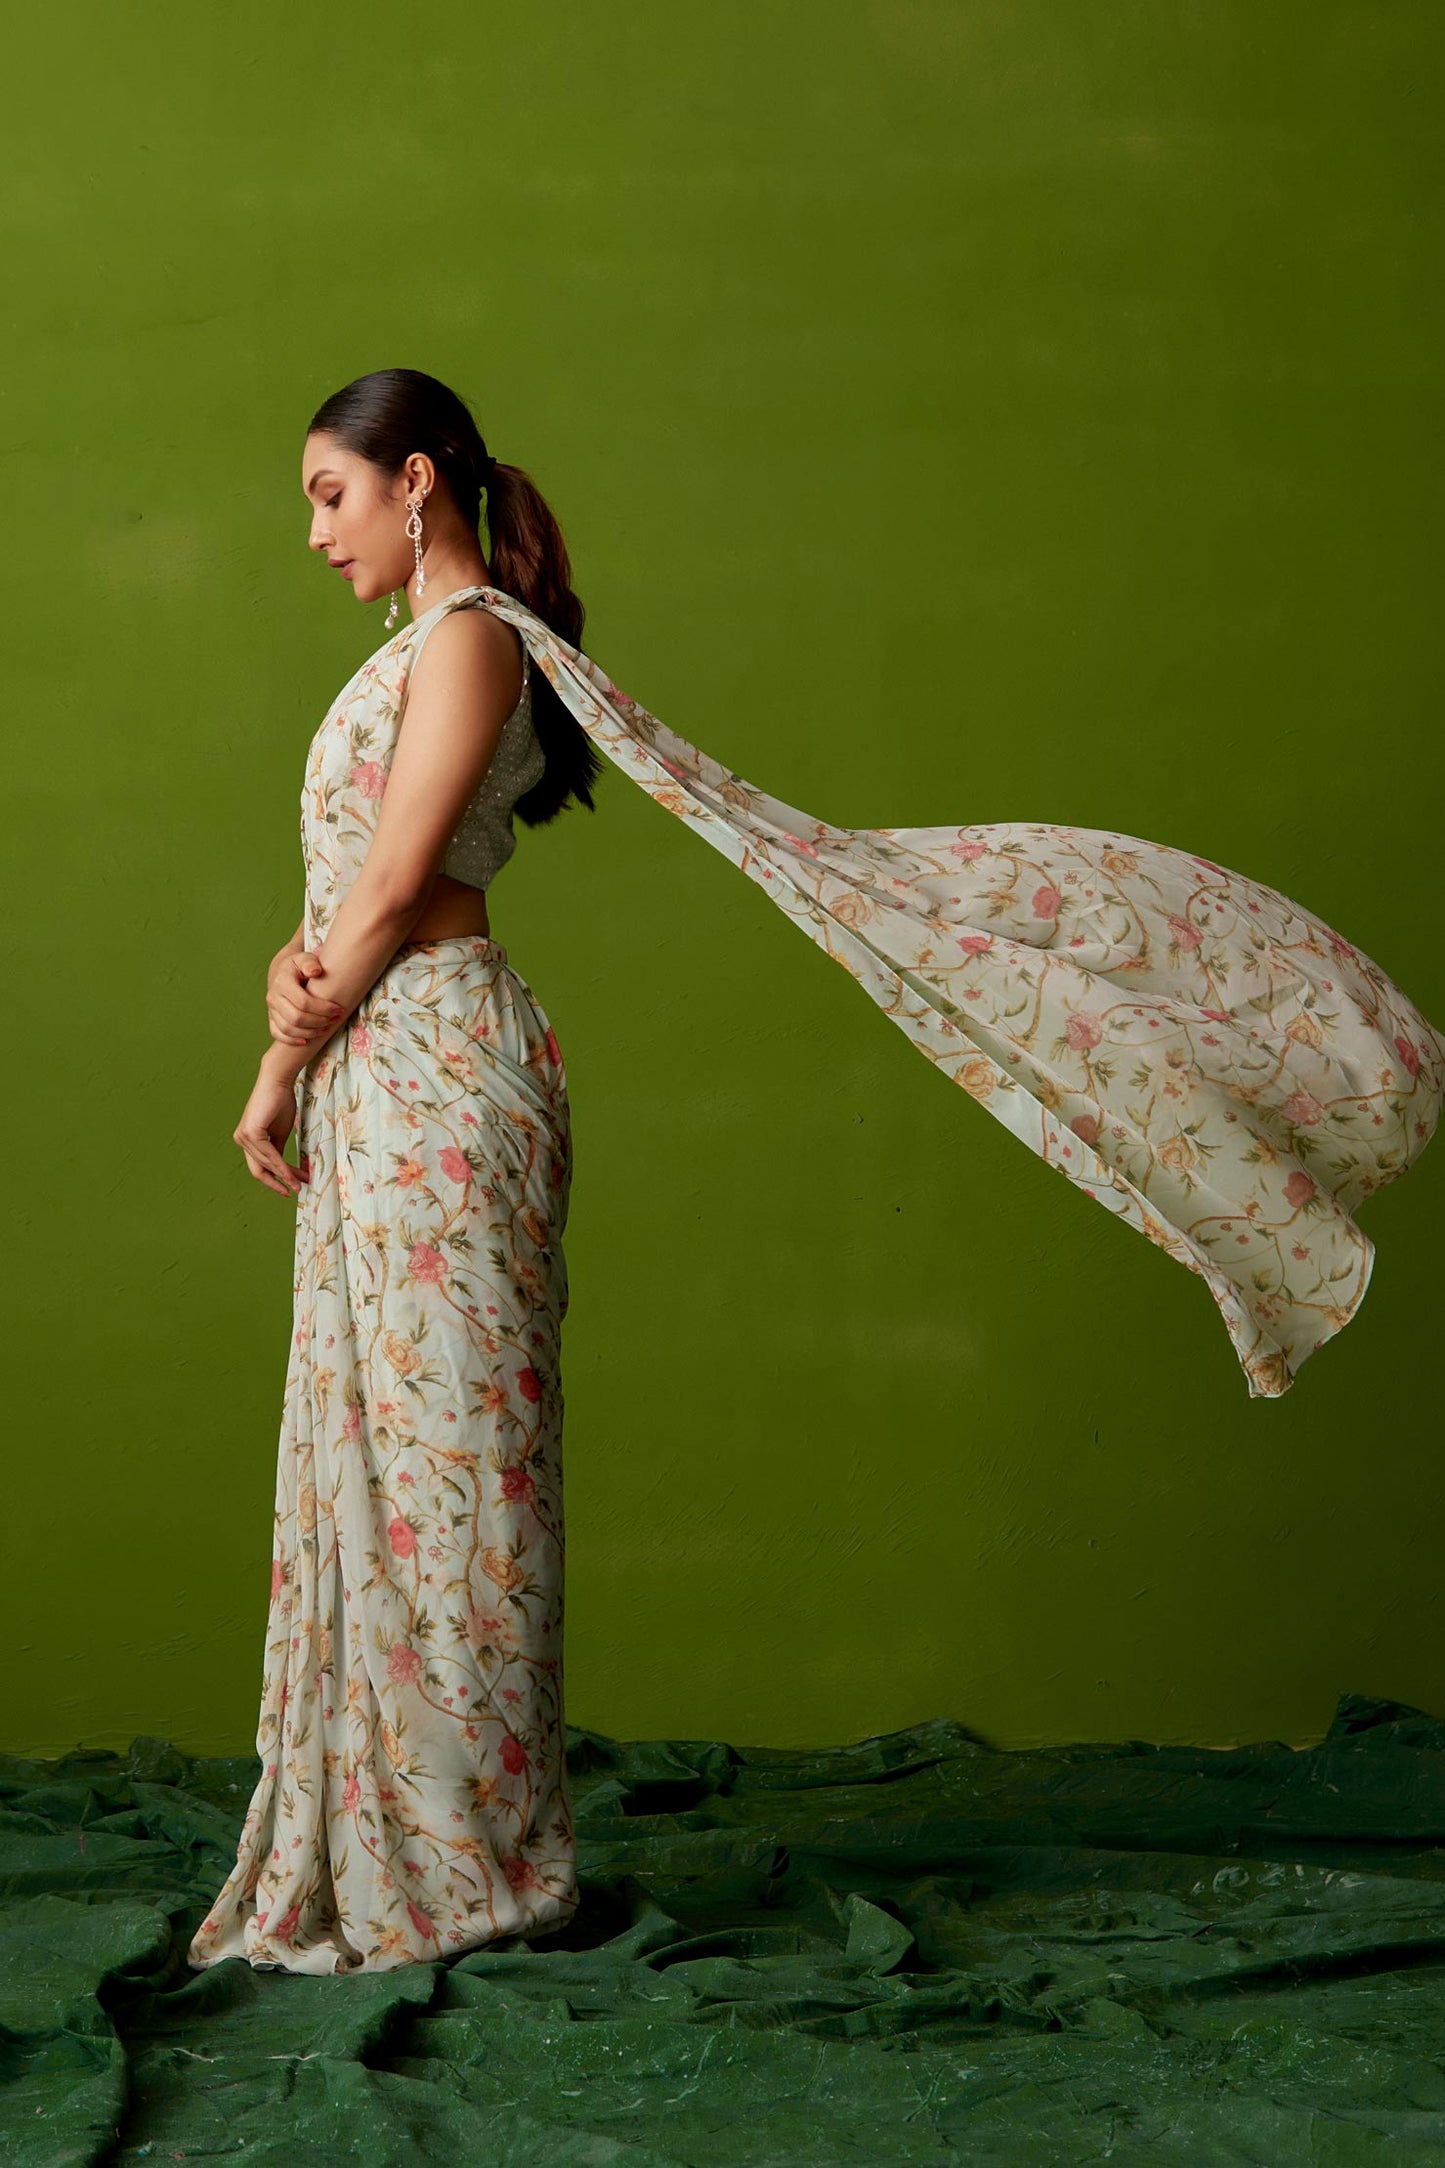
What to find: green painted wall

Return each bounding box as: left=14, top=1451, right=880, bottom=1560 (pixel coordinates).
left=6, top=4, right=1439, bottom=1757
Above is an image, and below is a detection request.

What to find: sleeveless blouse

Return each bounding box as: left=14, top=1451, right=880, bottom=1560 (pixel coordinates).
left=300, top=588, right=545, bottom=944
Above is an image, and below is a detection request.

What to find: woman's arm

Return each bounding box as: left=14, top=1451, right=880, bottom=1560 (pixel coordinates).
left=260, top=883, right=430, bottom=1086
left=260, top=609, right=524, bottom=1088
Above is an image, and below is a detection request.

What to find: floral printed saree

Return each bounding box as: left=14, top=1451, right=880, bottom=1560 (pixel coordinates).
left=189, top=602, right=576, bottom=1975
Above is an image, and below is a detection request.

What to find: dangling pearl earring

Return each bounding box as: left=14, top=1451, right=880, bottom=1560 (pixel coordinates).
left=385, top=487, right=430, bottom=629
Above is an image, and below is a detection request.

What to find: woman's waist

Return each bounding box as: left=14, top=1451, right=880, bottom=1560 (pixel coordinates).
left=403, top=871, right=494, bottom=945
left=306, top=872, right=493, bottom=946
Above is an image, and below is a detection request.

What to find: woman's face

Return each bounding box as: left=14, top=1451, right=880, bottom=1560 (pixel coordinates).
left=303, top=433, right=414, bottom=605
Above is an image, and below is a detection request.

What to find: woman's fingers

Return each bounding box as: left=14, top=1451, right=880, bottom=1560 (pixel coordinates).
left=265, top=1006, right=306, bottom=1046
left=268, top=993, right=347, bottom=1043
left=293, top=955, right=345, bottom=1015
left=267, top=955, right=345, bottom=1043
left=235, top=1127, right=300, bottom=1198
left=270, top=1013, right=320, bottom=1046
left=248, top=1156, right=294, bottom=1197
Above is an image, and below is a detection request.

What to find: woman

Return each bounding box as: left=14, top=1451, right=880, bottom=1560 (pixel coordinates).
left=191, top=366, right=1442, bottom=1975
left=188, top=370, right=602, bottom=1975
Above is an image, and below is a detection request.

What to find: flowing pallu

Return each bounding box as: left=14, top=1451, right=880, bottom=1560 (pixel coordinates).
left=465, top=582, right=1436, bottom=1401
left=191, top=948, right=575, bottom=1969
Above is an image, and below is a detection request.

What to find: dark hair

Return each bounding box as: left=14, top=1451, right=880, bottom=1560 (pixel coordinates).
left=306, top=367, right=604, bottom=827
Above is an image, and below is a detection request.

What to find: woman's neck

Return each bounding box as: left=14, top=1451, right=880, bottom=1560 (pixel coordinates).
left=407, top=551, right=491, bottom=620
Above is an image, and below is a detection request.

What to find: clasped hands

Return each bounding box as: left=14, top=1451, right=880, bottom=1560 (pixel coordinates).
left=266, top=946, right=348, bottom=1055
left=235, top=948, right=349, bottom=1201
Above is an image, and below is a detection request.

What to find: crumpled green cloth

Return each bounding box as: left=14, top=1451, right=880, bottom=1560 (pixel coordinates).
left=2, top=1691, right=1443, bottom=2164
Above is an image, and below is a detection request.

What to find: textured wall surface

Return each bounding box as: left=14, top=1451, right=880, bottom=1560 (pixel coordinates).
left=4, top=1, right=1439, bottom=1755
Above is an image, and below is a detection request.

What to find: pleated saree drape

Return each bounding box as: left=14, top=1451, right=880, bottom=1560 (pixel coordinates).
left=191, top=582, right=1442, bottom=1976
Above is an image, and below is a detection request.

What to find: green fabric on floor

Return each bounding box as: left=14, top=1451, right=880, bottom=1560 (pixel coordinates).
left=2, top=1693, right=1444, bottom=2164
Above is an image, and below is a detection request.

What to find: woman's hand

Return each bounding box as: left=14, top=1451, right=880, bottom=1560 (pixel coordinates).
left=267, top=948, right=347, bottom=1047
left=235, top=1063, right=305, bottom=1200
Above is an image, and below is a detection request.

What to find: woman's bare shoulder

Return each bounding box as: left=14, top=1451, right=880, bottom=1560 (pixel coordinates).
left=409, top=599, right=523, bottom=695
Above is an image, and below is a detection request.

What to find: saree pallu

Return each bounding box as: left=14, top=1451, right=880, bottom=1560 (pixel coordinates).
left=187, top=934, right=576, bottom=1975
left=471, top=588, right=1442, bottom=1400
